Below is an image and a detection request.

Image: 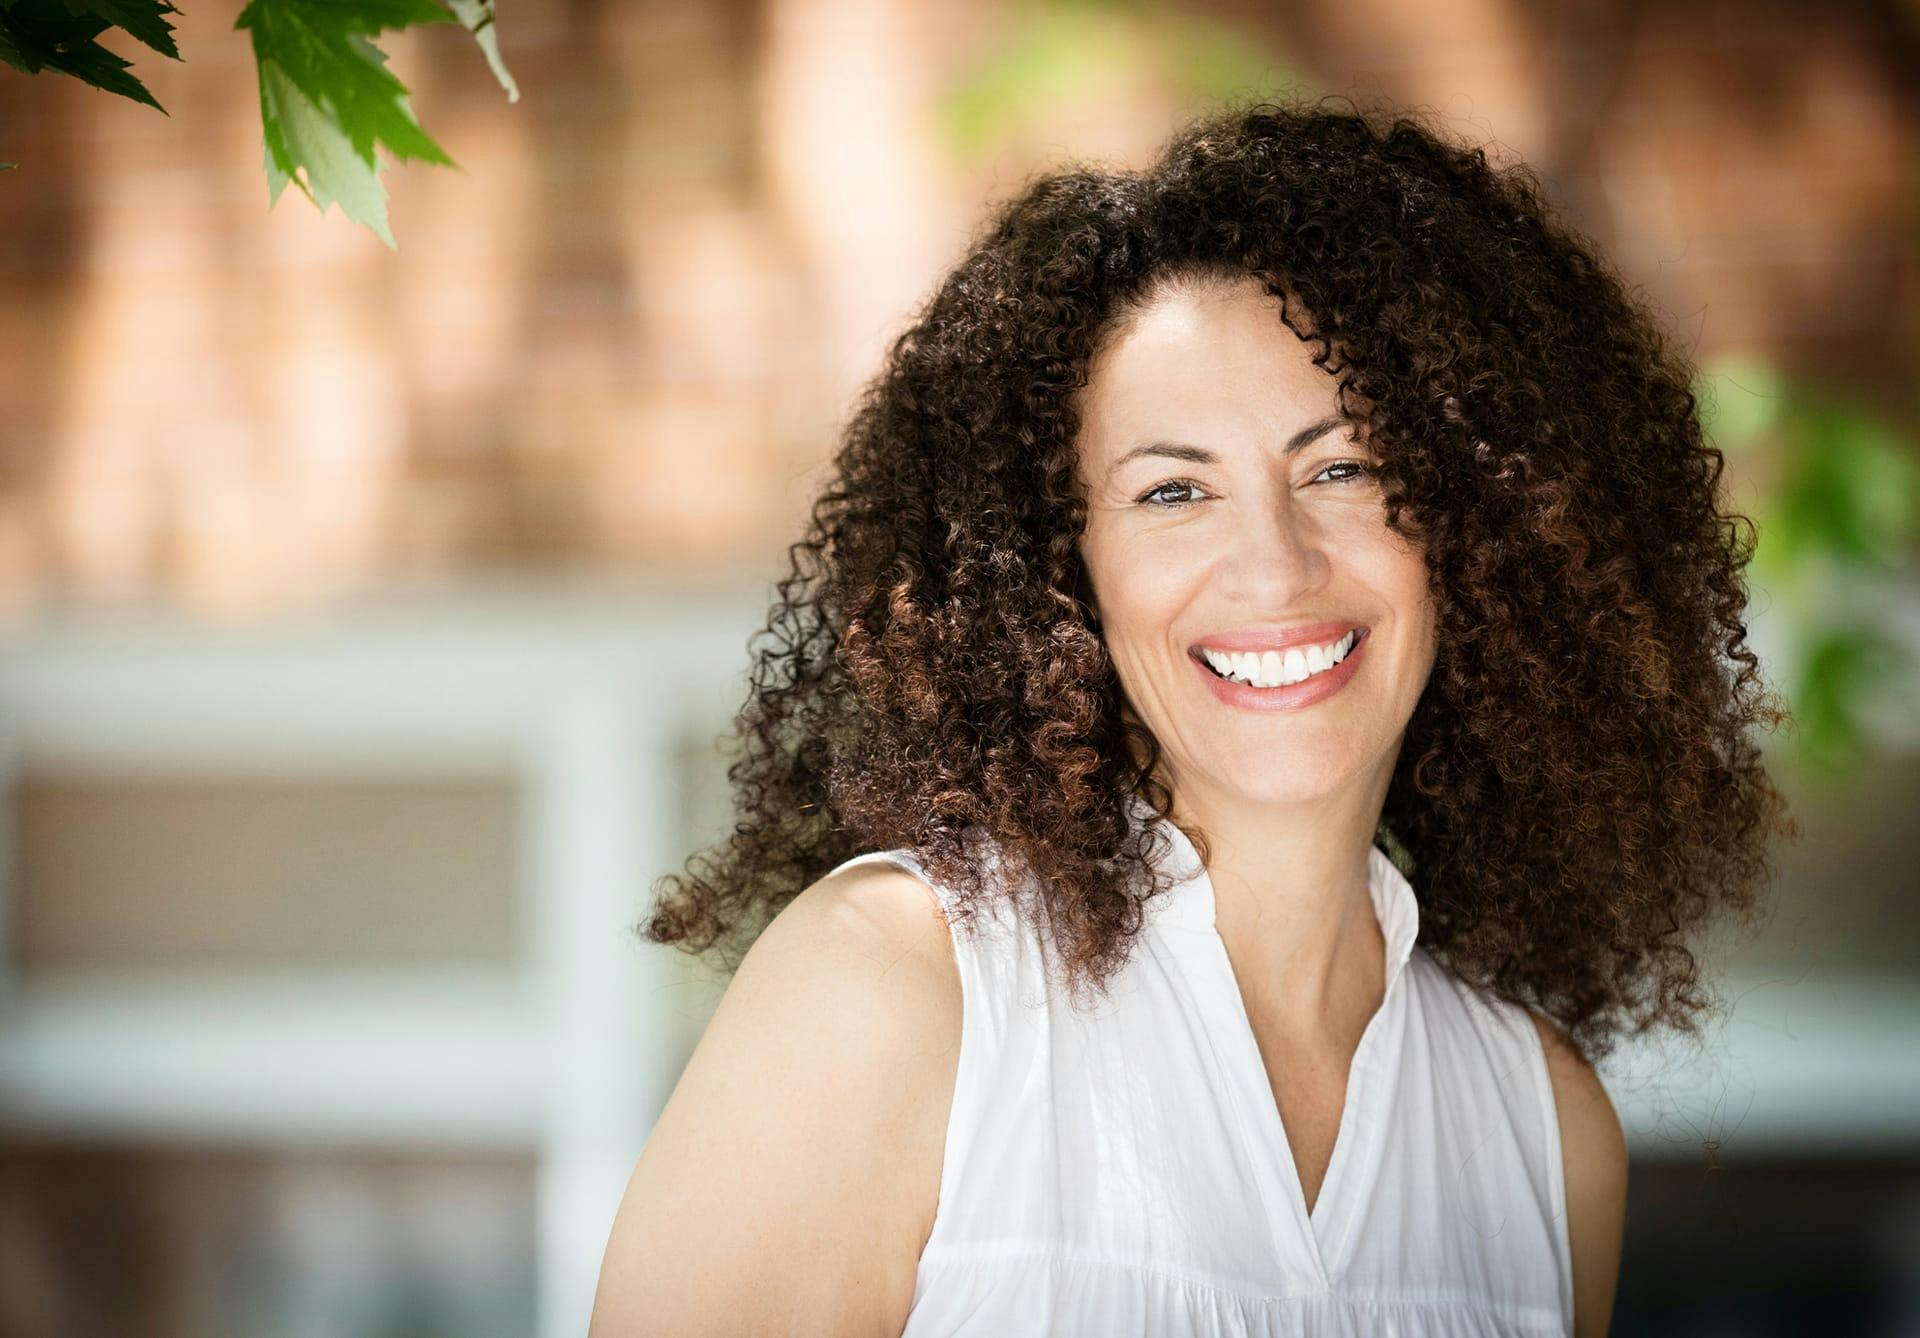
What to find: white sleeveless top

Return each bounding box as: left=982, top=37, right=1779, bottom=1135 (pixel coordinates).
left=827, top=794, right=1575, bottom=1337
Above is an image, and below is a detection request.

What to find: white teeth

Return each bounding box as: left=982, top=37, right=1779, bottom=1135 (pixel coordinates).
left=1200, top=631, right=1357, bottom=688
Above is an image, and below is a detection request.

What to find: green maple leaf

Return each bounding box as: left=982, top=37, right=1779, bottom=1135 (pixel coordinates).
left=0, top=0, right=182, bottom=139
left=76, top=0, right=181, bottom=57
left=234, top=0, right=461, bottom=249
left=443, top=0, right=516, bottom=101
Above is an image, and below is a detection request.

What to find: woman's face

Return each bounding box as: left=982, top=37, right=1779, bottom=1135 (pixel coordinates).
left=1074, top=274, right=1437, bottom=810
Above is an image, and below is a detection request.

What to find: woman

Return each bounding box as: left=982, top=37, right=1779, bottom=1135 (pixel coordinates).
left=591, top=97, right=1796, bottom=1337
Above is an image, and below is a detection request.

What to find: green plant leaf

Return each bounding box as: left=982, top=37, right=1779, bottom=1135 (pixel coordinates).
left=234, top=0, right=460, bottom=249
left=76, top=0, right=182, bottom=59
left=0, top=0, right=181, bottom=111
left=257, top=57, right=398, bottom=244
left=442, top=0, right=516, bottom=101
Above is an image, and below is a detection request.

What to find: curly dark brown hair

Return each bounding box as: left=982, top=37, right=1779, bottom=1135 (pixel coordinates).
left=638, top=93, right=1799, bottom=1064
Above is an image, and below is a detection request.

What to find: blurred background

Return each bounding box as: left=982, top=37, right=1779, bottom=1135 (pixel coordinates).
left=1, top=0, right=1916, bottom=1334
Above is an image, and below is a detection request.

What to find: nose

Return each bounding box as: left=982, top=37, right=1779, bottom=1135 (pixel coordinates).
left=1218, top=492, right=1331, bottom=602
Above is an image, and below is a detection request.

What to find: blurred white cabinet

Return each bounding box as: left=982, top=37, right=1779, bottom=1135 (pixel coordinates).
left=0, top=580, right=765, bottom=1338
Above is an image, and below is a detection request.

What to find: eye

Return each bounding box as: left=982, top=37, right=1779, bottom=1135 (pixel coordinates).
left=1313, top=459, right=1376, bottom=485
left=1137, top=479, right=1206, bottom=509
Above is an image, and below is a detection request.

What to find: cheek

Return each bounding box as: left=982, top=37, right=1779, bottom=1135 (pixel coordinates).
left=1338, top=519, right=1434, bottom=636
left=1082, top=523, right=1182, bottom=621
left=1383, top=546, right=1439, bottom=660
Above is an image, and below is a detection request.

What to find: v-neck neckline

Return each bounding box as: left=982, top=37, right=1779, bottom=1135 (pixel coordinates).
left=1125, top=793, right=1421, bottom=1285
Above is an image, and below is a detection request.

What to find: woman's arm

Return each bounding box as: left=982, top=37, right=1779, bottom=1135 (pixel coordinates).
left=1532, top=1013, right=1629, bottom=1338
left=589, top=862, right=961, bottom=1337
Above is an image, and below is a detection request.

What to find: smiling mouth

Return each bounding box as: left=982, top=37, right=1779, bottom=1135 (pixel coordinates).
left=1194, top=627, right=1367, bottom=688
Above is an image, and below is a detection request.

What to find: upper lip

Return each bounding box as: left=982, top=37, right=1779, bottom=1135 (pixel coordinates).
left=1191, top=622, right=1367, bottom=654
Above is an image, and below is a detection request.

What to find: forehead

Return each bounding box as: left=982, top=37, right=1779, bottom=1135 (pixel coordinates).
left=1078, top=276, right=1339, bottom=450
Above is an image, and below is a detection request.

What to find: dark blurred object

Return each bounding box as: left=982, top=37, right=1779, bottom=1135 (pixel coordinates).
left=0, top=1139, right=537, bottom=1338
left=1615, top=1156, right=1920, bottom=1337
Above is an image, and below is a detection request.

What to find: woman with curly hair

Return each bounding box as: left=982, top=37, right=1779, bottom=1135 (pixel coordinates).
left=591, top=95, right=1796, bottom=1338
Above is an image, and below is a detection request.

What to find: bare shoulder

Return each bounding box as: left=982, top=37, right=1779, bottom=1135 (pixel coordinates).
left=1529, top=1011, right=1628, bottom=1338
left=590, top=857, right=962, bottom=1338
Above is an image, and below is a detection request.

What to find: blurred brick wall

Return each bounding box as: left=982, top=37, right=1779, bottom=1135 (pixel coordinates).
left=0, top=0, right=1912, bottom=620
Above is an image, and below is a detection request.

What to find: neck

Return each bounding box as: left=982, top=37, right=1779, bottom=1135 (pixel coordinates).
left=1160, top=768, right=1394, bottom=1032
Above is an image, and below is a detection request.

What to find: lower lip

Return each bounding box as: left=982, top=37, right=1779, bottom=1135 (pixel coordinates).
left=1190, top=629, right=1369, bottom=712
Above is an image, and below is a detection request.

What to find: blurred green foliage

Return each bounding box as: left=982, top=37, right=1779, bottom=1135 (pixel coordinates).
left=938, top=0, right=1304, bottom=161
left=1700, top=355, right=1920, bottom=781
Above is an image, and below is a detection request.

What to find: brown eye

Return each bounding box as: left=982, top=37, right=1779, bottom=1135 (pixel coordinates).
left=1138, top=480, right=1205, bottom=509
left=1313, top=460, right=1374, bottom=485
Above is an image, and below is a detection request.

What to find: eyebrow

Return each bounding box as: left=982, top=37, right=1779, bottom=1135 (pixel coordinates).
left=1103, top=414, right=1348, bottom=479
